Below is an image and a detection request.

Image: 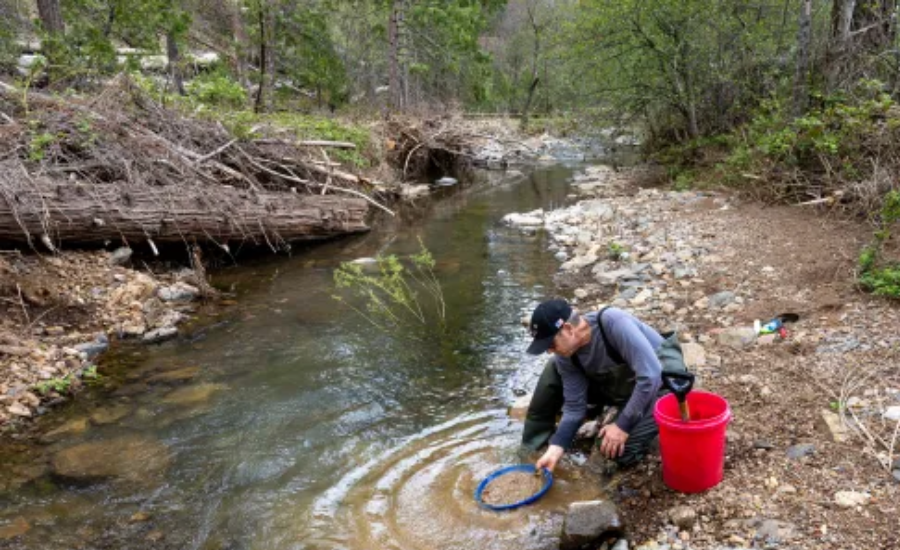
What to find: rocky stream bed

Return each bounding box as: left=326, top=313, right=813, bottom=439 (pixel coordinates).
left=503, top=165, right=900, bottom=549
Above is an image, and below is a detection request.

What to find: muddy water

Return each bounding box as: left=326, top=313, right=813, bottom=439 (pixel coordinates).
left=0, top=165, right=607, bottom=550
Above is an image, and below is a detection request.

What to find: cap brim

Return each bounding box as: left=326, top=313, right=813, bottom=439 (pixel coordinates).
left=526, top=336, right=554, bottom=355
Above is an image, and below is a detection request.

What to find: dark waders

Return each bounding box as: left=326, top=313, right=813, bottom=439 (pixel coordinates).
left=521, top=331, right=688, bottom=467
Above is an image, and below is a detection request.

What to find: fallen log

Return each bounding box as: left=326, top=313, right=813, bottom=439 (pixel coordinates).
left=0, top=175, right=369, bottom=250
left=296, top=140, right=357, bottom=149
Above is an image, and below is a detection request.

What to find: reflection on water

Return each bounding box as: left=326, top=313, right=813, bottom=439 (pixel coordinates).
left=0, top=165, right=604, bottom=550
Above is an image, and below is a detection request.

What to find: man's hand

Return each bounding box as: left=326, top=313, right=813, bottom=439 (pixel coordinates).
left=535, top=444, right=565, bottom=472
left=598, top=423, right=629, bottom=459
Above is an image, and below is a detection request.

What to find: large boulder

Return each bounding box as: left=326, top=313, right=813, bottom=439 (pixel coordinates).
left=51, top=436, right=171, bottom=483
left=561, top=500, right=623, bottom=550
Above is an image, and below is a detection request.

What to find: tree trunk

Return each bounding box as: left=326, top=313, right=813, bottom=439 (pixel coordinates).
left=228, top=0, right=250, bottom=90
left=254, top=0, right=276, bottom=113
left=0, top=180, right=369, bottom=249
left=388, top=0, right=404, bottom=111
left=520, top=2, right=542, bottom=131
left=36, top=0, right=65, bottom=83
left=826, top=0, right=856, bottom=90
left=793, top=0, right=813, bottom=116
left=520, top=77, right=540, bottom=130
left=166, top=31, right=186, bottom=96
left=36, top=0, right=64, bottom=34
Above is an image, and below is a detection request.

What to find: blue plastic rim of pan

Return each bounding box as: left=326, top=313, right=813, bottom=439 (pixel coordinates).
left=474, top=464, right=553, bottom=511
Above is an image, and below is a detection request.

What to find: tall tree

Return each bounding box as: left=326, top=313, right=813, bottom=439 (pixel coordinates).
left=36, top=0, right=65, bottom=82
left=36, top=0, right=64, bottom=34
left=388, top=0, right=408, bottom=111
left=793, top=0, right=812, bottom=116
left=252, top=0, right=277, bottom=112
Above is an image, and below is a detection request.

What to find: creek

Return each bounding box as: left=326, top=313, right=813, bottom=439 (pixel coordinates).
left=0, top=164, right=610, bottom=550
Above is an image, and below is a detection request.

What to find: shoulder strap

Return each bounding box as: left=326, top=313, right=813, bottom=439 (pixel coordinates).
left=597, top=306, right=626, bottom=365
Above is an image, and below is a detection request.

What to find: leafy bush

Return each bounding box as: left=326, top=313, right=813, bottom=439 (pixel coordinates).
left=186, top=71, right=247, bottom=109
left=725, top=82, right=894, bottom=181
left=858, top=190, right=900, bottom=298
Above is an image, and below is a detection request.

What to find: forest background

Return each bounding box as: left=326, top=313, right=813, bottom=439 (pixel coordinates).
left=2, top=0, right=900, bottom=293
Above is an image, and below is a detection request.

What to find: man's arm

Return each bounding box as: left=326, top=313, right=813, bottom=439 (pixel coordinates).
left=549, top=359, right=589, bottom=449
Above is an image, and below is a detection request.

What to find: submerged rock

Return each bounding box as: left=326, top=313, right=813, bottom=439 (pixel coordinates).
left=0, top=517, right=30, bottom=541
left=161, top=383, right=227, bottom=407
left=51, top=435, right=171, bottom=483
left=40, top=417, right=90, bottom=443
left=147, top=366, right=200, bottom=385
left=90, top=403, right=132, bottom=425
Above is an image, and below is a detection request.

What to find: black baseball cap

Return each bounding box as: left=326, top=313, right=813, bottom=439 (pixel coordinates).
left=526, top=299, right=572, bottom=355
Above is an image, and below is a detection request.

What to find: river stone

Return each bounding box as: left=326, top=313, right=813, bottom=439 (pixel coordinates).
left=786, top=443, right=816, bottom=459
left=883, top=406, right=900, bottom=421
left=708, top=291, right=737, bottom=309
left=668, top=505, right=697, bottom=531
left=143, top=327, right=178, bottom=344
left=0, top=517, right=30, bottom=541
left=157, top=282, right=200, bottom=302
left=595, top=268, right=635, bottom=286
left=109, top=247, right=133, bottom=266
left=161, top=383, right=227, bottom=407
left=74, top=334, right=109, bottom=360
left=748, top=518, right=797, bottom=543
left=561, top=500, right=622, bottom=550
left=680, top=343, right=706, bottom=368
left=90, top=403, right=132, bottom=425
left=834, top=490, right=870, bottom=508
left=108, top=273, right=157, bottom=308
left=8, top=402, right=32, bottom=417
left=630, top=289, right=653, bottom=306
left=617, top=288, right=638, bottom=301
left=147, top=366, right=200, bottom=385
left=40, top=417, right=90, bottom=443
left=509, top=392, right=532, bottom=421
left=503, top=212, right=544, bottom=227
left=818, top=410, right=849, bottom=443
left=401, top=184, right=431, bottom=199
left=51, top=435, right=171, bottom=483
left=716, top=327, right=758, bottom=349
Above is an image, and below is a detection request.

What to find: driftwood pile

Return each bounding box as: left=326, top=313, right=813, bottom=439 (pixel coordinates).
left=385, top=117, right=478, bottom=181
left=0, top=76, right=391, bottom=253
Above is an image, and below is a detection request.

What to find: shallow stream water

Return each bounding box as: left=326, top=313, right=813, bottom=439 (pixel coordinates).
left=0, top=165, right=608, bottom=550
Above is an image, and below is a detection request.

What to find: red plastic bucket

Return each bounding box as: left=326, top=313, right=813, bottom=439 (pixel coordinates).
left=653, top=390, right=732, bottom=493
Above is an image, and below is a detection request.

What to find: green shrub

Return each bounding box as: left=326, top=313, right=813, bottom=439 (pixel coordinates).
left=858, top=190, right=900, bottom=298
left=186, top=72, right=247, bottom=109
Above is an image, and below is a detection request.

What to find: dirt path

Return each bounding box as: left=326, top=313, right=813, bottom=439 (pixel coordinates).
left=515, top=165, right=900, bottom=549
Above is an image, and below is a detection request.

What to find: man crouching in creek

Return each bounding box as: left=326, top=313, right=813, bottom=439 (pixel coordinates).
left=522, top=299, right=689, bottom=473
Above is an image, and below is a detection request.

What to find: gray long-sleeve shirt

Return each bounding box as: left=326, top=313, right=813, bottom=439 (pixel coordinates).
left=549, top=308, right=664, bottom=449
